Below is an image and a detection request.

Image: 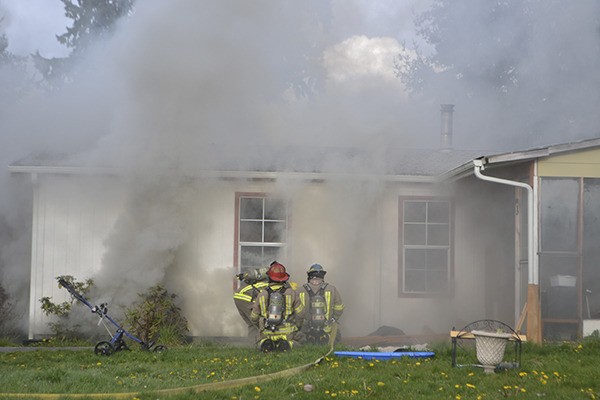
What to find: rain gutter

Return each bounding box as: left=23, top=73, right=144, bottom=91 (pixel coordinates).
left=472, top=158, right=538, bottom=285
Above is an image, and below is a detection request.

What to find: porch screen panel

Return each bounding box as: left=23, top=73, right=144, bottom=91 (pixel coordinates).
left=583, top=178, right=600, bottom=319
left=539, top=178, right=580, bottom=340
left=540, top=179, right=579, bottom=252
left=400, top=198, right=452, bottom=295
left=238, top=195, right=287, bottom=274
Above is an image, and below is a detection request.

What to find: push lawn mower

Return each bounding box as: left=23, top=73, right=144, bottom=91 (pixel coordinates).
left=58, top=278, right=167, bottom=356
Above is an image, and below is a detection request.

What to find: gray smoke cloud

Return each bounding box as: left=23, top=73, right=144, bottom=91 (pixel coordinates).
left=1, top=0, right=599, bottom=336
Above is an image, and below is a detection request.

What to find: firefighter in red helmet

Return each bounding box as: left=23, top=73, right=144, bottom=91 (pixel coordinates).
left=250, top=261, right=305, bottom=351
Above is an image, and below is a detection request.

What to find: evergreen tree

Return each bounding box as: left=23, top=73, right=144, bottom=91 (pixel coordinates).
left=34, top=0, right=134, bottom=84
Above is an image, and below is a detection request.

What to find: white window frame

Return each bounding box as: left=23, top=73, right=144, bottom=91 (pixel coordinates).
left=235, top=193, right=287, bottom=275
left=399, top=196, right=453, bottom=297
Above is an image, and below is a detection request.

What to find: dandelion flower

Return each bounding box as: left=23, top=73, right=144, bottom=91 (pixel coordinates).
left=254, top=386, right=261, bottom=392
left=466, top=383, right=476, bottom=389
left=377, top=382, right=385, bottom=387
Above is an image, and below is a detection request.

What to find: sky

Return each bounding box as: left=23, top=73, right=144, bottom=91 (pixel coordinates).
left=1, top=0, right=70, bottom=58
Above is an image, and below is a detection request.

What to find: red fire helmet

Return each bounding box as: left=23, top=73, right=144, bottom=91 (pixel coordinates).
left=267, top=261, right=289, bottom=282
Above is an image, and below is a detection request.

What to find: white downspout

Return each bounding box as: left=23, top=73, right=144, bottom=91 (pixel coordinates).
left=472, top=159, right=537, bottom=285
left=473, top=158, right=541, bottom=343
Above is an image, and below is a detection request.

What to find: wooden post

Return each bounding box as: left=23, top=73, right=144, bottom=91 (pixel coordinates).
left=527, top=284, right=542, bottom=344
left=516, top=302, right=527, bottom=333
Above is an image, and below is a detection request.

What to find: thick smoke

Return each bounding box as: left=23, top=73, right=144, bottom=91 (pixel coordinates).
left=1, top=0, right=600, bottom=336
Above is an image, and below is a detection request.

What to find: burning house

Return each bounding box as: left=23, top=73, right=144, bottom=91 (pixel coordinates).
left=9, top=102, right=600, bottom=343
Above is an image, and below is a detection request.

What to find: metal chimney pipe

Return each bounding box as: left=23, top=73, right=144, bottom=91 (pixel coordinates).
left=440, top=104, right=454, bottom=151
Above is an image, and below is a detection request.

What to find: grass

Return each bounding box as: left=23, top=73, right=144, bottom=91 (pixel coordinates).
left=0, top=338, right=599, bottom=399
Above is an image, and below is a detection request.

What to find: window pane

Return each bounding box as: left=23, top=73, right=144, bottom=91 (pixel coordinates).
left=427, top=270, right=448, bottom=292
left=240, top=221, right=262, bottom=242
left=405, top=249, right=427, bottom=270
left=428, top=201, right=449, bottom=223
left=404, top=201, right=426, bottom=223
left=265, top=198, right=286, bottom=220
left=404, top=224, right=426, bottom=245
left=428, top=224, right=449, bottom=246
left=263, top=246, right=281, bottom=263
left=240, top=198, right=263, bottom=219
left=264, top=221, right=286, bottom=242
left=405, top=270, right=426, bottom=292
left=427, top=249, right=448, bottom=270
left=240, top=246, right=263, bottom=270
left=540, top=179, right=578, bottom=251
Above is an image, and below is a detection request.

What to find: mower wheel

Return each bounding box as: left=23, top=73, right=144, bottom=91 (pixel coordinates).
left=115, top=340, right=130, bottom=352
left=153, top=344, right=167, bottom=353
left=95, top=341, right=114, bottom=356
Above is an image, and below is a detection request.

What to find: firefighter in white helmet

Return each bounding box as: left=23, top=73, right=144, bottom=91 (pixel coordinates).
left=250, top=261, right=305, bottom=351
left=298, top=263, right=344, bottom=345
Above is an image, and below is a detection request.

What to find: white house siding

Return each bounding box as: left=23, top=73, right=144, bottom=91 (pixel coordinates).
left=29, top=173, right=517, bottom=339
left=29, top=174, right=125, bottom=338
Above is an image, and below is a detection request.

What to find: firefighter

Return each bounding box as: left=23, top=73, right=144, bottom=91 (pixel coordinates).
left=298, top=263, right=345, bottom=345
left=233, top=267, right=270, bottom=337
left=250, top=261, right=305, bottom=351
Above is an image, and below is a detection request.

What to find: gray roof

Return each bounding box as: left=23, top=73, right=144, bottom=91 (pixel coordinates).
left=10, top=137, right=600, bottom=181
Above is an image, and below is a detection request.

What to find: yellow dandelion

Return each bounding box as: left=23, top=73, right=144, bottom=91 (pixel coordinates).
left=553, top=371, right=560, bottom=377
left=520, top=388, right=527, bottom=393
left=455, top=395, right=462, bottom=400
left=331, top=393, right=337, bottom=397
left=541, top=380, right=547, bottom=385
left=254, top=386, right=261, bottom=392
left=377, top=382, right=385, bottom=387
left=351, top=389, right=359, bottom=395
left=415, top=362, right=421, bottom=366
left=503, top=385, right=512, bottom=390
left=455, top=384, right=461, bottom=389
left=468, top=372, right=474, bottom=376
left=519, top=371, right=527, bottom=377
left=96, top=362, right=102, bottom=366
left=466, top=383, right=476, bottom=389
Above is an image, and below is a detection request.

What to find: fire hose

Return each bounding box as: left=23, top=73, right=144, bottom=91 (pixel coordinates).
left=0, top=323, right=338, bottom=399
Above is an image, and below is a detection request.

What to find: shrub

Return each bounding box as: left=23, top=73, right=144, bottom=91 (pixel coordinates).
left=40, top=275, right=94, bottom=340
left=124, top=285, right=189, bottom=346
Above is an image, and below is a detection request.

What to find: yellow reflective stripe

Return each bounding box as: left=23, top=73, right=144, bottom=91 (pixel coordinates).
left=285, top=294, right=293, bottom=318
left=299, top=292, right=306, bottom=307
left=233, top=293, right=253, bottom=302
left=265, top=323, right=297, bottom=334
left=325, top=291, right=332, bottom=319
left=333, top=304, right=345, bottom=311
left=259, top=295, right=267, bottom=316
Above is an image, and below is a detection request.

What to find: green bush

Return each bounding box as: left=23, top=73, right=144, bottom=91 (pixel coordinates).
left=40, top=275, right=94, bottom=340
left=124, top=284, right=189, bottom=346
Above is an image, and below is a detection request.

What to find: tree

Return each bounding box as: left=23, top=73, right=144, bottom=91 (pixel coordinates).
left=396, top=0, right=600, bottom=148
left=34, top=0, right=134, bottom=83
left=57, top=0, right=134, bottom=55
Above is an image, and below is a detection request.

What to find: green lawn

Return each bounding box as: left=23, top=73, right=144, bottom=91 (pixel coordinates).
left=0, top=338, right=599, bottom=399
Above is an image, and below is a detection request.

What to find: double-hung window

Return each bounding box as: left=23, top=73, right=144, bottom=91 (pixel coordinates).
left=399, top=197, right=453, bottom=296
left=236, top=194, right=287, bottom=274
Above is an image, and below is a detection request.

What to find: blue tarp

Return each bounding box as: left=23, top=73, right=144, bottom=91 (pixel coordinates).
left=334, top=351, right=435, bottom=360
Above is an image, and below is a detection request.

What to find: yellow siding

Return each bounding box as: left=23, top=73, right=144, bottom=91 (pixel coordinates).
left=538, top=148, right=600, bottom=177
